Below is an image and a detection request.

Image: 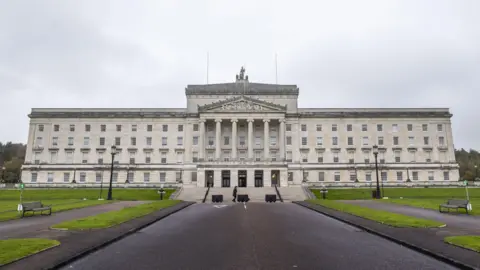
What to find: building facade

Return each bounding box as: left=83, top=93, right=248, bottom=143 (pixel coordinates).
left=21, top=69, right=460, bottom=187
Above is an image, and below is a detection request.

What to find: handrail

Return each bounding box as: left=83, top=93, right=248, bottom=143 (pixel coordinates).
left=202, top=185, right=211, bottom=203
left=274, top=184, right=284, bottom=202
left=302, top=185, right=316, bottom=199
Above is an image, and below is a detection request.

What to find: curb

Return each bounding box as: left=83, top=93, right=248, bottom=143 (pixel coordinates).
left=294, top=201, right=478, bottom=270
left=47, top=201, right=194, bottom=270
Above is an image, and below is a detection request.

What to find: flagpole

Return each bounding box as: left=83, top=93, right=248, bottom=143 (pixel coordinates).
left=207, top=52, right=209, bottom=84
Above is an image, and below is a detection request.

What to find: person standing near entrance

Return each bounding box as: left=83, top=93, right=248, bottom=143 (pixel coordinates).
left=232, top=186, right=238, bottom=202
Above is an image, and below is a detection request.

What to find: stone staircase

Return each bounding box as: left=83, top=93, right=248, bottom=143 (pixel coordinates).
left=277, top=186, right=308, bottom=202
left=236, top=187, right=277, bottom=202
left=176, top=187, right=208, bottom=202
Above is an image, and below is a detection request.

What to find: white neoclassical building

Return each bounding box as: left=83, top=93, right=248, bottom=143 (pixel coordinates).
left=21, top=68, right=459, bottom=188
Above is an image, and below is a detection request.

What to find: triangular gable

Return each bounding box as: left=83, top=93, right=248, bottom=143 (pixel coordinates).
left=198, top=96, right=286, bottom=112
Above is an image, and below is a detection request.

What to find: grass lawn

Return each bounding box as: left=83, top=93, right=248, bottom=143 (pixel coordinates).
left=444, top=235, right=480, bottom=253
left=51, top=200, right=182, bottom=230
left=0, top=200, right=110, bottom=222
left=0, top=188, right=175, bottom=201
left=308, top=199, right=444, bottom=228
left=387, top=198, right=479, bottom=215
left=0, top=238, right=60, bottom=266
left=310, top=187, right=480, bottom=200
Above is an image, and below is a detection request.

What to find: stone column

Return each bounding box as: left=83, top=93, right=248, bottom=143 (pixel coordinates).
left=263, top=119, right=270, bottom=160
left=231, top=119, right=238, bottom=160
left=279, top=119, right=285, bottom=161
left=231, top=170, right=238, bottom=187
left=214, top=169, right=222, bottom=187
left=215, top=119, right=222, bottom=160
left=199, top=119, right=206, bottom=160
left=264, top=169, right=271, bottom=187
left=247, top=169, right=255, bottom=187
left=247, top=119, right=254, bottom=159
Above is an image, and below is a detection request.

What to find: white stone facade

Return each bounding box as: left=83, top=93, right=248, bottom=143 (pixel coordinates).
left=21, top=70, right=460, bottom=187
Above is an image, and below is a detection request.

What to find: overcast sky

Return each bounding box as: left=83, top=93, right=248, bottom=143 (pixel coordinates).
left=1, top=0, right=479, bottom=149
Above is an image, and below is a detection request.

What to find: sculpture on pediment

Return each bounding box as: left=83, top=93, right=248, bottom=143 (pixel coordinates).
left=221, top=100, right=265, bottom=111
left=239, top=66, right=245, bottom=80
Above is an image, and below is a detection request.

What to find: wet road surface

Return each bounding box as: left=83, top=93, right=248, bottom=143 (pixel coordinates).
left=61, top=203, right=457, bottom=270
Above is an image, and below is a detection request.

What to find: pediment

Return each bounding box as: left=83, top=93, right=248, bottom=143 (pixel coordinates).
left=198, top=96, right=286, bottom=112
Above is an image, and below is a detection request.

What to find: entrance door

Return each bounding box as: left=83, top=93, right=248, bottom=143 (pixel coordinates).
left=271, top=170, right=279, bottom=186
left=238, top=170, right=247, bottom=187
left=254, top=170, right=263, bottom=187
left=221, top=170, right=231, bottom=187
left=205, top=170, right=214, bottom=187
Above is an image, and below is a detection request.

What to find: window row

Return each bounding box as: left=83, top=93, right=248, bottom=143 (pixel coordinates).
left=289, top=150, right=445, bottom=163
left=30, top=171, right=181, bottom=183
left=292, top=135, right=446, bottom=146
left=38, top=123, right=199, bottom=133
left=289, top=123, right=446, bottom=132
left=304, top=170, right=451, bottom=182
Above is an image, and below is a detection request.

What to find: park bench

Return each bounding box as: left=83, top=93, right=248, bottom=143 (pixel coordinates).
left=21, top=201, right=52, bottom=217
left=438, top=199, right=470, bottom=214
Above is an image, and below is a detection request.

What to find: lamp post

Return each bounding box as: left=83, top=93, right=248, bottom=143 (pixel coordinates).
left=107, top=145, right=117, bottom=201
left=372, top=145, right=381, bottom=199
left=475, top=165, right=478, bottom=181
left=406, top=167, right=410, bottom=182
left=1, top=166, right=5, bottom=183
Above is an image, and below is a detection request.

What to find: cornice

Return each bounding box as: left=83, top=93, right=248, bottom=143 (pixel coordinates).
left=286, top=111, right=452, bottom=119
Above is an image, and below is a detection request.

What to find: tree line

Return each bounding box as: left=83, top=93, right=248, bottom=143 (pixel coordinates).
left=0, top=141, right=479, bottom=183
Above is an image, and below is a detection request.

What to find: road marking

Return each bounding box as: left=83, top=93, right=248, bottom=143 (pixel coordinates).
left=213, top=205, right=228, bottom=208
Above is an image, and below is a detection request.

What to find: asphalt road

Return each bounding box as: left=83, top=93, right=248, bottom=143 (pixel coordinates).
left=62, top=203, right=457, bottom=270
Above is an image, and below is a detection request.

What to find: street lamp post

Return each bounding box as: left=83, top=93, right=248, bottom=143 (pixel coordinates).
left=372, top=145, right=381, bottom=199
left=107, top=145, right=117, bottom=201
left=1, top=166, right=5, bottom=183
left=406, top=167, right=410, bottom=181
left=475, top=165, right=478, bottom=181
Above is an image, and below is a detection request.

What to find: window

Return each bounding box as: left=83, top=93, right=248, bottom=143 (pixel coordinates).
left=286, top=124, right=291, bottom=131
left=424, top=137, right=429, bottom=145
left=193, top=136, right=198, bottom=145
left=381, top=171, right=387, bottom=181
left=333, top=152, right=339, bottom=163
left=162, top=137, right=168, bottom=146
left=332, top=137, right=338, bottom=146
left=377, top=124, right=383, bottom=132
left=96, top=172, right=102, bottom=182
left=288, top=172, right=293, bottom=181
left=83, top=137, right=90, bottom=146
left=131, top=137, right=137, bottom=146
left=70, top=124, right=75, bottom=132
left=334, top=172, right=340, bottom=182
left=47, top=172, right=54, bottom=182
left=392, top=124, right=398, bottom=132
left=178, top=125, right=183, bottom=132
left=82, top=152, right=88, bottom=163
left=407, top=124, right=413, bottom=131
left=101, top=125, right=106, bottom=132
left=316, top=137, right=323, bottom=146
left=99, top=137, right=105, bottom=146
left=132, top=124, right=137, bottom=132
left=224, top=150, right=231, bottom=161
left=163, top=125, right=168, bottom=132
left=193, top=124, right=199, bottom=131
left=428, top=171, right=434, bottom=181
left=115, top=137, right=121, bottom=146
left=50, top=137, right=58, bottom=147
left=112, top=172, right=118, bottom=182
left=38, top=125, right=45, bottom=132
left=146, top=137, right=152, bottom=146
left=147, top=125, right=153, bottom=132
left=301, top=151, right=308, bottom=162
left=378, top=136, right=384, bottom=145
left=412, top=171, right=419, bottom=181
left=161, top=152, right=167, bottom=163
left=332, top=124, right=337, bottom=132
left=318, top=172, right=325, bottom=181
left=98, top=158, right=103, bottom=164
left=425, top=151, right=432, bottom=162
left=303, top=171, right=309, bottom=181
left=144, top=172, right=150, bottom=182
left=255, top=151, right=261, bottom=161
left=177, top=136, right=183, bottom=146
left=36, top=137, right=43, bottom=147
left=393, top=136, right=399, bottom=145
left=116, top=125, right=122, bottom=132
left=192, top=152, right=198, bottom=162
left=363, top=151, right=370, bottom=163
left=80, top=172, right=86, bottom=182
left=269, top=136, right=276, bottom=146
left=347, top=124, right=352, bottom=131
left=239, top=136, right=245, bottom=146
left=68, top=137, right=74, bottom=146
left=408, top=136, right=414, bottom=145
left=347, top=137, right=353, bottom=145
left=396, top=171, right=403, bottom=181
left=145, top=156, right=151, bottom=164
left=160, top=172, right=167, bottom=182
left=301, top=137, right=307, bottom=146
left=286, top=136, right=292, bottom=145
left=50, top=151, right=58, bottom=163
left=349, top=172, right=356, bottom=181
left=31, top=172, right=38, bottom=182
left=439, top=136, right=445, bottom=145
left=443, top=171, right=449, bottom=181
left=362, top=136, right=369, bottom=146
left=409, top=151, right=416, bottom=162
left=365, top=173, right=372, bottom=182
left=255, top=136, right=261, bottom=146
left=394, top=151, right=401, bottom=163
left=85, top=124, right=91, bottom=132
left=317, top=152, right=323, bottom=163
left=362, top=124, right=368, bottom=131
left=422, top=124, right=428, bottom=131
left=301, top=124, right=307, bottom=131
left=130, top=157, right=135, bottom=164
left=54, top=124, right=60, bottom=132
left=316, top=124, right=322, bottom=131
left=286, top=151, right=292, bottom=162
left=224, top=136, right=230, bottom=145
left=437, top=124, right=443, bottom=132
left=63, top=173, right=70, bottom=182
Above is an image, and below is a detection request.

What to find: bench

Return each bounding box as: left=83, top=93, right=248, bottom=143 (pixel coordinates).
left=439, top=199, right=469, bottom=214
left=21, top=201, right=52, bottom=217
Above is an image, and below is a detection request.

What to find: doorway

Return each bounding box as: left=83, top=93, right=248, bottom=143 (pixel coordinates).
left=221, top=170, right=231, bottom=187
left=254, top=170, right=264, bottom=187
left=205, top=170, right=214, bottom=187
left=238, top=170, right=247, bottom=187
left=271, top=170, right=280, bottom=186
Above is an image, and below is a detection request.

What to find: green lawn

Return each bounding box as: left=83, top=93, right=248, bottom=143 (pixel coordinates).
left=308, top=199, right=444, bottom=228
left=387, top=198, right=479, bottom=215
left=51, top=200, right=182, bottom=230
left=444, top=235, right=480, bottom=253
left=0, top=200, right=111, bottom=222
left=0, top=238, right=60, bottom=266
left=310, top=187, right=480, bottom=200
left=0, top=188, right=175, bottom=201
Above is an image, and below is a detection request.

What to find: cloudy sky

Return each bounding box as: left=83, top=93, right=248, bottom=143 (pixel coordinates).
left=1, top=0, right=479, bottom=149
